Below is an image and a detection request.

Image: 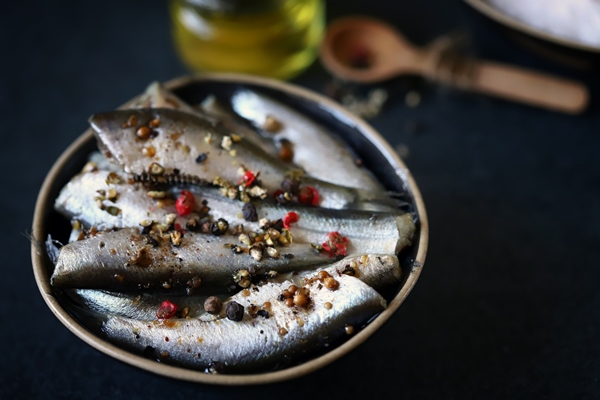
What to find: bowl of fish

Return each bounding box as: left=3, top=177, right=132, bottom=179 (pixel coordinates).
left=31, top=73, right=428, bottom=385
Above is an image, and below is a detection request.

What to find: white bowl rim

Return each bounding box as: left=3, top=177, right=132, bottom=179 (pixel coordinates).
left=465, top=0, right=600, bottom=54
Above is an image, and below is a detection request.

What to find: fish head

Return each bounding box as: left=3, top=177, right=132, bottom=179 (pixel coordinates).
left=89, top=108, right=213, bottom=173
left=89, top=108, right=159, bottom=138
left=89, top=109, right=151, bottom=170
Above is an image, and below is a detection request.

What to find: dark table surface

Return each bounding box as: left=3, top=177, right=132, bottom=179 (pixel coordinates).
left=2, top=1, right=600, bottom=399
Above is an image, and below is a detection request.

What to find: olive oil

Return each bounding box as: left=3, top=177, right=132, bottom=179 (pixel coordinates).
left=169, top=0, right=325, bottom=80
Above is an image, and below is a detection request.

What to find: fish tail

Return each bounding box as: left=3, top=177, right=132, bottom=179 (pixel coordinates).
left=25, top=230, right=63, bottom=265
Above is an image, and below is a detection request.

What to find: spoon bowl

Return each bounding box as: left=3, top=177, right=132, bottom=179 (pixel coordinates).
left=320, top=17, right=425, bottom=83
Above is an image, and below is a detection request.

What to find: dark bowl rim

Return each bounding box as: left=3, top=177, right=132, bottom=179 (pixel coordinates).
left=31, top=72, right=429, bottom=385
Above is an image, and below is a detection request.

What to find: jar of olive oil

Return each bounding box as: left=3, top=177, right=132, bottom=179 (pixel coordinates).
left=169, top=0, right=325, bottom=80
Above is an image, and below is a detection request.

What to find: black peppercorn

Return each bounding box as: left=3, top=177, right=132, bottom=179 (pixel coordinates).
left=226, top=301, right=244, bottom=321
left=342, top=265, right=356, bottom=276
left=242, top=202, right=258, bottom=222
left=275, top=193, right=289, bottom=205
left=270, top=219, right=284, bottom=232
left=186, top=276, right=202, bottom=295
left=195, top=153, right=207, bottom=163
left=256, top=309, right=269, bottom=319
left=186, top=217, right=200, bottom=232
left=143, top=235, right=159, bottom=247
left=210, top=218, right=229, bottom=236
left=281, top=177, right=299, bottom=194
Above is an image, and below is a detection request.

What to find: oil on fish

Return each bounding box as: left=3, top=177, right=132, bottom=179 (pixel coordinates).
left=102, top=272, right=386, bottom=373
left=90, top=108, right=398, bottom=211
left=51, top=227, right=333, bottom=291
left=68, top=253, right=400, bottom=321
left=55, top=165, right=414, bottom=254
left=231, top=89, right=385, bottom=192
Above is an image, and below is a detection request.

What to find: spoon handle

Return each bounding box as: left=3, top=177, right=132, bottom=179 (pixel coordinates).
left=462, top=60, right=588, bottom=114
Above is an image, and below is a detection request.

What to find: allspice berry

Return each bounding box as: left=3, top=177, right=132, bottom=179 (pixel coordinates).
left=293, top=293, right=309, bottom=308
left=263, top=115, right=283, bottom=132
left=204, top=296, right=223, bottom=314
left=323, top=277, right=339, bottom=290
left=136, top=126, right=152, bottom=139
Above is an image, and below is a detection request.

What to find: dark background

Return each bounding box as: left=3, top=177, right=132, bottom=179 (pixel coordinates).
left=2, top=1, right=600, bottom=398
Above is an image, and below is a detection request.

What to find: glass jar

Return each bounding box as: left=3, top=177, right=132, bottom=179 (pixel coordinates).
left=169, top=0, right=325, bottom=80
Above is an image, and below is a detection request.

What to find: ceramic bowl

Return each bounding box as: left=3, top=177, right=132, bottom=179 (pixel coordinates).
left=465, top=0, right=600, bottom=69
left=31, top=73, right=428, bottom=385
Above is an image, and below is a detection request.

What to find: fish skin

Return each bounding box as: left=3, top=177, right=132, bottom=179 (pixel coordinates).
left=50, top=228, right=331, bottom=291
left=114, top=81, right=275, bottom=164
left=87, top=151, right=121, bottom=173
left=199, top=94, right=278, bottom=156
left=131, top=82, right=201, bottom=113
left=89, top=108, right=398, bottom=211
left=114, top=82, right=277, bottom=157
left=235, top=204, right=414, bottom=256
left=66, top=253, right=400, bottom=322
left=55, top=167, right=414, bottom=253
left=55, top=169, right=154, bottom=234
left=55, top=167, right=205, bottom=237
left=95, top=82, right=204, bottom=163
left=277, top=253, right=402, bottom=293
left=67, top=289, right=225, bottom=321
left=102, top=273, right=386, bottom=373
left=231, top=89, right=385, bottom=192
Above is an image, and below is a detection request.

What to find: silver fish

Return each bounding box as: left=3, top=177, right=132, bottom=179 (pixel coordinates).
left=87, top=151, right=121, bottom=173
left=114, top=82, right=277, bottom=157
left=102, top=272, right=386, bottom=373
left=67, top=289, right=225, bottom=321
left=67, top=253, right=400, bottom=321
left=55, top=168, right=414, bottom=254
left=50, top=227, right=332, bottom=291
left=54, top=167, right=208, bottom=239
left=90, top=108, right=397, bottom=211
left=199, top=94, right=277, bottom=156
left=271, top=253, right=401, bottom=293
left=231, top=205, right=414, bottom=256
left=130, top=81, right=200, bottom=113
left=231, top=89, right=385, bottom=192
left=55, top=169, right=155, bottom=234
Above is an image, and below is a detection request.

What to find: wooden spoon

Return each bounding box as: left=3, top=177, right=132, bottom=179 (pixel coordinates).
left=320, top=16, right=589, bottom=114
